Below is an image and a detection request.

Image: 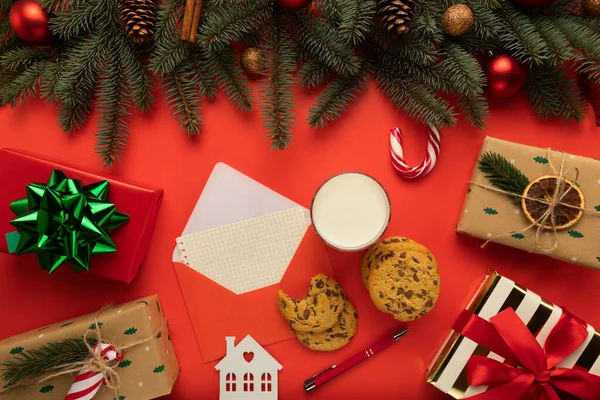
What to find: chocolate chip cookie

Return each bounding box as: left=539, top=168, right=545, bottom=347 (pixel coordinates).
left=362, top=237, right=440, bottom=322
left=361, top=237, right=430, bottom=285
left=277, top=274, right=346, bottom=333
left=294, top=300, right=358, bottom=351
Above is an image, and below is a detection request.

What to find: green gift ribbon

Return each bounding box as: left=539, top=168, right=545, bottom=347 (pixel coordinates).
left=8, top=170, right=130, bottom=273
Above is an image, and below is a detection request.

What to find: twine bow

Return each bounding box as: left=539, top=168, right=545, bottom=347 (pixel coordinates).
left=471, top=149, right=597, bottom=254
left=0, top=307, right=166, bottom=398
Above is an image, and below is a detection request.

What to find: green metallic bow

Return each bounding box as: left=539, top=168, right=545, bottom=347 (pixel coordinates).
left=9, top=170, right=130, bottom=273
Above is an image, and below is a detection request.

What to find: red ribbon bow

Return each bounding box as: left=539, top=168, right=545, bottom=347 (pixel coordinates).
left=453, top=307, right=600, bottom=400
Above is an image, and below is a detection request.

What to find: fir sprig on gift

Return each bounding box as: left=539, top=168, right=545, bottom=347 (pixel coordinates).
left=478, top=152, right=530, bottom=206
left=1, top=338, right=97, bottom=388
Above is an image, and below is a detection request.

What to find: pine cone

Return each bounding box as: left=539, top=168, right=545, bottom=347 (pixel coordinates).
left=377, top=0, right=415, bottom=36
left=119, top=0, right=159, bottom=42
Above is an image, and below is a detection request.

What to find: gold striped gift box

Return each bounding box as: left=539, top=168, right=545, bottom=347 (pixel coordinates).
left=426, top=272, right=600, bottom=398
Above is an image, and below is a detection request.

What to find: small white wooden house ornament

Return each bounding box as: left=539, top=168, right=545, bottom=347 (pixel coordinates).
left=215, top=335, right=283, bottom=400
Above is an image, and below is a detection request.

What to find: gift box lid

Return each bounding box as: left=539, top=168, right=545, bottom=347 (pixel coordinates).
left=0, top=148, right=163, bottom=283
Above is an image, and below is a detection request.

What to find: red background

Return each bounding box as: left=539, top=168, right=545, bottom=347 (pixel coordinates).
left=1, top=82, right=599, bottom=400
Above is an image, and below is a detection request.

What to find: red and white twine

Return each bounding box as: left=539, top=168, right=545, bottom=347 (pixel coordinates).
left=65, top=343, right=122, bottom=400
left=389, top=126, right=441, bottom=179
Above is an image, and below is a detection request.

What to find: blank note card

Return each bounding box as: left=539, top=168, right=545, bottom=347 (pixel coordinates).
left=176, top=206, right=307, bottom=295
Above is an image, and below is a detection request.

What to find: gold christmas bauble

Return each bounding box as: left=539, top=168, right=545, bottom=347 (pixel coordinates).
left=240, top=47, right=263, bottom=76
left=583, top=0, right=600, bottom=17
left=442, top=4, right=474, bottom=36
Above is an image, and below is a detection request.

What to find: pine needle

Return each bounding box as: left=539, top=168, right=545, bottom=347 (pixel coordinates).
left=299, top=58, right=331, bottom=89
left=296, top=14, right=361, bottom=76
left=308, top=66, right=369, bottom=129
left=95, top=45, right=133, bottom=166
left=478, top=151, right=530, bottom=205
left=1, top=337, right=97, bottom=388
left=338, top=0, right=376, bottom=46
left=260, top=16, right=295, bottom=150
left=199, top=0, right=272, bottom=52
left=149, top=0, right=187, bottom=76
left=206, top=47, right=253, bottom=113
left=163, top=65, right=202, bottom=136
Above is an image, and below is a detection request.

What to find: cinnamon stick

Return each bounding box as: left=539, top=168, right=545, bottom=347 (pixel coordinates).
left=181, top=0, right=203, bottom=43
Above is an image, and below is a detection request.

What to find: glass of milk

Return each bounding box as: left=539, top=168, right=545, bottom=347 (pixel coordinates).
left=310, top=172, right=391, bottom=251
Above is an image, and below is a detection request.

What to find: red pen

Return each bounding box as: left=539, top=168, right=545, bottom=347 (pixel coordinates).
left=303, top=329, right=409, bottom=392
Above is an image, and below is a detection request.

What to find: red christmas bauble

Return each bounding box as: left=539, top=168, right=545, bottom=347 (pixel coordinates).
left=511, top=0, right=555, bottom=8
left=9, top=0, right=53, bottom=46
left=275, top=0, right=312, bottom=11
left=484, top=54, right=527, bottom=99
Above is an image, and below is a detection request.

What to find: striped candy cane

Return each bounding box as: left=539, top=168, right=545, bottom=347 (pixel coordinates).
left=389, top=126, right=441, bottom=179
left=65, top=343, right=122, bottom=400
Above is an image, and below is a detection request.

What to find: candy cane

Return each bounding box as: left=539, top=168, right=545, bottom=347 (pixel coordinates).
left=65, top=343, right=122, bottom=400
left=389, top=126, right=441, bottom=179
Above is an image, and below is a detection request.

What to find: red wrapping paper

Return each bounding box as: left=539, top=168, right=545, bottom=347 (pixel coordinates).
left=0, top=148, right=162, bottom=283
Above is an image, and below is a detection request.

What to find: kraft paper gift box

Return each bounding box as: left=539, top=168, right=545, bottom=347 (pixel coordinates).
left=0, top=295, right=179, bottom=399
left=0, top=148, right=163, bottom=283
left=173, top=163, right=336, bottom=363
left=457, top=136, right=600, bottom=270
left=426, top=272, right=600, bottom=399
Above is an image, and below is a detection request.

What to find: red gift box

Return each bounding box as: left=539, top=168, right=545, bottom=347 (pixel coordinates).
left=0, top=148, right=162, bottom=283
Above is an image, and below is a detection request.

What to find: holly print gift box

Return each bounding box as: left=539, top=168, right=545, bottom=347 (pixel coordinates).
left=0, top=295, right=179, bottom=399
left=457, top=136, right=600, bottom=270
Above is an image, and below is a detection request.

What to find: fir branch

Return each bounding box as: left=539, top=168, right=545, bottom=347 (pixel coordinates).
left=0, top=62, right=46, bottom=106
left=454, top=33, right=502, bottom=54
left=199, top=0, right=272, bottom=52
left=411, top=0, right=444, bottom=45
left=0, top=18, right=12, bottom=45
left=531, top=16, right=572, bottom=64
left=437, top=43, right=484, bottom=96
left=118, top=36, right=154, bottom=111
left=478, top=151, right=530, bottom=205
left=1, top=337, right=97, bottom=388
left=459, top=94, right=489, bottom=129
left=526, top=65, right=586, bottom=122
left=497, top=3, right=550, bottom=65
left=206, top=47, right=252, bottom=112
left=554, top=15, right=600, bottom=63
left=188, top=44, right=217, bottom=99
left=338, top=0, right=376, bottom=46
left=374, top=63, right=456, bottom=128
left=261, top=17, right=295, bottom=150
left=55, top=30, right=107, bottom=132
left=50, top=0, right=102, bottom=40
left=299, top=58, right=330, bottom=89
left=308, top=66, right=369, bottom=129
left=163, top=65, right=202, bottom=135
left=40, top=59, right=64, bottom=102
left=0, top=46, right=49, bottom=70
left=317, top=0, right=344, bottom=22
left=296, top=14, right=361, bottom=76
left=369, top=47, right=448, bottom=91
left=96, top=46, right=132, bottom=166
left=149, top=0, right=187, bottom=76
left=468, top=0, right=503, bottom=40
left=372, top=30, right=437, bottom=66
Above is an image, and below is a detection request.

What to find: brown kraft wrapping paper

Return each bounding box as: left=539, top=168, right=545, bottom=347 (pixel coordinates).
left=457, top=136, right=600, bottom=269
left=426, top=272, right=600, bottom=398
left=0, top=295, right=179, bottom=399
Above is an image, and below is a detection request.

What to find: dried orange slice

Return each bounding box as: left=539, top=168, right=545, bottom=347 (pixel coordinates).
left=521, top=175, right=585, bottom=230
